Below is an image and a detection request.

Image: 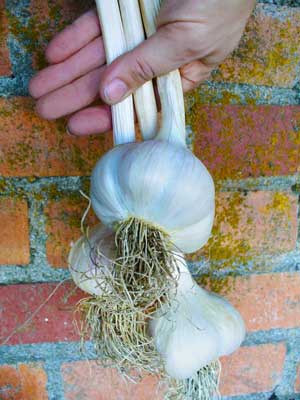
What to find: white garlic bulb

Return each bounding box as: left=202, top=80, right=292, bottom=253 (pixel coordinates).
left=68, top=224, right=115, bottom=296
left=149, top=261, right=246, bottom=380
left=91, top=140, right=214, bottom=253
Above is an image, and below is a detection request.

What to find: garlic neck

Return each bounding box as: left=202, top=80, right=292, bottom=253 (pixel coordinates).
left=95, top=0, right=135, bottom=146
left=119, top=0, right=158, bottom=141
left=139, top=0, right=187, bottom=148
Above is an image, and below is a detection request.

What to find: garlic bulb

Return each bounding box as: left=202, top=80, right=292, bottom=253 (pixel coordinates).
left=149, top=261, right=246, bottom=380
left=91, top=140, right=214, bottom=254
left=68, top=224, right=115, bottom=296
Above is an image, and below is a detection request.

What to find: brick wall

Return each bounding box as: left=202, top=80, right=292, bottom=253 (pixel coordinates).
left=0, top=1, right=299, bottom=399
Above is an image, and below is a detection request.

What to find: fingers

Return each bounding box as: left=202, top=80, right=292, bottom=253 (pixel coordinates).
left=46, top=9, right=101, bottom=64
left=99, top=23, right=199, bottom=105
left=67, top=105, right=112, bottom=136
left=180, top=60, right=214, bottom=92
left=29, top=37, right=105, bottom=99
left=36, top=67, right=104, bottom=120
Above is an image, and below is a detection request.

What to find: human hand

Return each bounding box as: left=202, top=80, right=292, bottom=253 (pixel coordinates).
left=29, top=0, right=256, bottom=136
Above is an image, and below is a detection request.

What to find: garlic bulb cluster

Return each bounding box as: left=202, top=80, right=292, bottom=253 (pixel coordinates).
left=69, top=226, right=245, bottom=381
left=150, top=260, right=245, bottom=380
left=91, top=140, right=214, bottom=253
left=68, top=1, right=245, bottom=398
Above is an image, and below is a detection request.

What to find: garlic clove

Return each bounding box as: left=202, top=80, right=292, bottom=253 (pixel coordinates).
left=68, top=224, right=115, bottom=296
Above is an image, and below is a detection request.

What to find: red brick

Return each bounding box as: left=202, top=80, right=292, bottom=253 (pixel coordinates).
left=0, top=363, right=47, bottom=400
left=0, top=282, right=84, bottom=345
left=214, top=5, right=300, bottom=88
left=0, top=98, right=112, bottom=177
left=188, top=105, right=300, bottom=180
left=213, top=273, right=300, bottom=332
left=61, top=361, right=163, bottom=400
left=189, top=191, right=298, bottom=266
left=30, top=0, right=94, bottom=69
left=220, top=343, right=286, bottom=396
left=0, top=2, right=11, bottom=76
left=295, top=364, right=300, bottom=393
left=45, top=197, right=98, bottom=268
left=0, top=197, right=30, bottom=265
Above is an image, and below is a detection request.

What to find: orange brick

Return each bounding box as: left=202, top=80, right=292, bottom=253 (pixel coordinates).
left=0, top=1, right=11, bottom=76
left=45, top=196, right=98, bottom=268
left=0, top=363, right=48, bottom=400
left=214, top=5, right=300, bottom=88
left=295, top=365, right=300, bottom=393
left=0, top=197, right=30, bottom=265
left=190, top=191, right=298, bottom=265
left=215, top=273, right=300, bottom=332
left=220, top=343, right=286, bottom=396
left=61, top=361, right=163, bottom=400
left=30, top=0, right=94, bottom=68
left=188, top=105, right=300, bottom=181
left=0, top=98, right=112, bottom=177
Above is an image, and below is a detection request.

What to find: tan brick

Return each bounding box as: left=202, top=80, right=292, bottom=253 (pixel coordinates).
left=61, top=361, right=162, bottom=400
left=0, top=1, right=11, bottom=76
left=189, top=191, right=298, bottom=266
left=214, top=5, right=300, bottom=88
left=0, top=98, right=112, bottom=177
left=188, top=105, right=300, bottom=181
left=0, top=363, right=48, bottom=400
left=45, top=196, right=98, bottom=268
left=220, top=343, right=286, bottom=396
left=0, top=197, right=30, bottom=265
left=209, top=273, right=300, bottom=332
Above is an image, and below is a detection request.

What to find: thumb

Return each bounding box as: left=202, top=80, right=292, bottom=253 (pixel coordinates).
left=99, top=25, right=189, bottom=105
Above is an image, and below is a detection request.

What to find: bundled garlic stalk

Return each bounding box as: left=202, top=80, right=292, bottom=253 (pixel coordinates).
left=69, top=224, right=245, bottom=399
left=76, top=0, right=215, bottom=369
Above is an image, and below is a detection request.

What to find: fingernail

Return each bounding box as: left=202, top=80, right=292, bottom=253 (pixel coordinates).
left=103, top=79, right=128, bottom=103
left=66, top=125, right=76, bottom=137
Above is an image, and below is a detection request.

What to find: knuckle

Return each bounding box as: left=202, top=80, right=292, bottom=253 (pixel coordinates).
left=131, top=57, right=156, bottom=84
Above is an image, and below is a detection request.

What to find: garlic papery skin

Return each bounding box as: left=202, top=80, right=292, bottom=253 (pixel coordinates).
left=68, top=224, right=115, bottom=296
left=149, top=263, right=245, bottom=380
left=91, top=140, right=214, bottom=253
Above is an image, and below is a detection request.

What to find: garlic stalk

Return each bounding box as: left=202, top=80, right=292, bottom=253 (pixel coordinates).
left=95, top=0, right=135, bottom=145
left=119, top=0, right=158, bottom=140
left=139, top=0, right=186, bottom=146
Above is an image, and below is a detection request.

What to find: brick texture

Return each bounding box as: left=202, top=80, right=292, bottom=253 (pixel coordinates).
left=0, top=1, right=11, bottom=76
left=0, top=197, right=30, bottom=265
left=189, top=191, right=298, bottom=265
left=61, top=361, right=163, bottom=400
left=188, top=105, right=300, bottom=181
left=208, top=272, right=300, bottom=332
left=220, top=343, right=286, bottom=396
left=0, top=282, right=83, bottom=345
left=0, top=98, right=112, bottom=177
left=45, top=196, right=98, bottom=268
left=214, top=5, right=300, bottom=88
left=0, top=363, right=47, bottom=400
left=295, top=364, right=300, bottom=393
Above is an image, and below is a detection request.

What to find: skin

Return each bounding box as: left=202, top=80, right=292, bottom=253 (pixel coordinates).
left=29, top=0, right=256, bottom=136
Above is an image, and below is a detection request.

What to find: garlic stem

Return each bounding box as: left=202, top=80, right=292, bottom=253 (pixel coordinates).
left=95, top=0, right=135, bottom=145
left=139, top=0, right=186, bottom=147
left=119, top=0, right=158, bottom=141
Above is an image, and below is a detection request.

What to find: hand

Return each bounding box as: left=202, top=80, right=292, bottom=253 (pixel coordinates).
left=29, top=0, right=255, bottom=136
